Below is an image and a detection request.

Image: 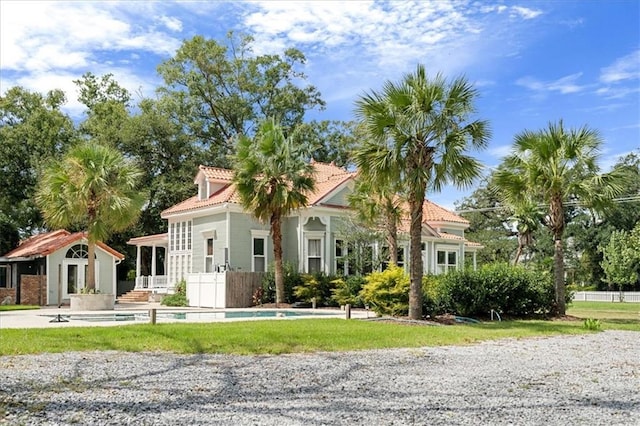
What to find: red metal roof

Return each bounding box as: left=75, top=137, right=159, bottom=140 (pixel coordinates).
left=3, top=230, right=124, bottom=260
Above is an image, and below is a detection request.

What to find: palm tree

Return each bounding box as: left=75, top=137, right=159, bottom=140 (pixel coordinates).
left=493, top=120, right=629, bottom=315
left=36, top=142, right=145, bottom=291
left=348, top=178, right=404, bottom=265
left=508, top=196, right=543, bottom=265
left=354, top=65, right=490, bottom=320
left=233, top=118, right=315, bottom=305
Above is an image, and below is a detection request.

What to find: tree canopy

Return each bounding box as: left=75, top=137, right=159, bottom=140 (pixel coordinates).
left=36, top=142, right=145, bottom=290
left=354, top=65, right=489, bottom=320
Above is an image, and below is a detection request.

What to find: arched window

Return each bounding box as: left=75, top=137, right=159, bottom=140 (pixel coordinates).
left=65, top=244, right=89, bottom=259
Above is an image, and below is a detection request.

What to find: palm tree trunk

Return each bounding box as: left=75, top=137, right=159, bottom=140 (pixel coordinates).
left=271, top=214, right=284, bottom=306
left=554, top=237, right=566, bottom=315
left=87, top=240, right=96, bottom=291
left=408, top=191, right=424, bottom=320
left=513, top=242, right=523, bottom=266
left=385, top=208, right=398, bottom=265
left=550, top=196, right=566, bottom=315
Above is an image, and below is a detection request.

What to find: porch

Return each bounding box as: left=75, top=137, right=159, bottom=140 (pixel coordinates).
left=127, top=233, right=169, bottom=294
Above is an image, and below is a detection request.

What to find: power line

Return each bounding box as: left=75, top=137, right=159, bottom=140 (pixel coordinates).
left=454, top=195, right=640, bottom=214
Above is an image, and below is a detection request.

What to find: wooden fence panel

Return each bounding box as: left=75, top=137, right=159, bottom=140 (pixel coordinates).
left=225, top=272, right=264, bottom=308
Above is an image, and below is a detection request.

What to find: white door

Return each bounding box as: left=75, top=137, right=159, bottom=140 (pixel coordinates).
left=62, top=260, right=99, bottom=298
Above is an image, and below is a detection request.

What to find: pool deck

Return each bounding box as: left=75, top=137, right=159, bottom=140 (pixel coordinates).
left=0, top=303, right=373, bottom=329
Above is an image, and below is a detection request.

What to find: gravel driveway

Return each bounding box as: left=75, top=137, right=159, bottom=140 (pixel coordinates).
left=1, top=330, right=638, bottom=425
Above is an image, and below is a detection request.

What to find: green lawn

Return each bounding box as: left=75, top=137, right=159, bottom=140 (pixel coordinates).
left=0, top=305, right=40, bottom=312
left=567, top=300, right=640, bottom=330
left=0, top=302, right=637, bottom=356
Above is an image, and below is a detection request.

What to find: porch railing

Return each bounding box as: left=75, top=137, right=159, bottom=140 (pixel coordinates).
left=135, top=275, right=168, bottom=292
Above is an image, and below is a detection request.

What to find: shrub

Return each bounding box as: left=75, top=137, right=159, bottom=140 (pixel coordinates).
left=161, top=279, right=188, bottom=307
left=422, top=274, right=451, bottom=316
left=359, top=265, right=409, bottom=316
left=261, top=262, right=303, bottom=304
left=435, top=263, right=556, bottom=318
left=294, top=274, right=324, bottom=306
left=331, top=275, right=366, bottom=308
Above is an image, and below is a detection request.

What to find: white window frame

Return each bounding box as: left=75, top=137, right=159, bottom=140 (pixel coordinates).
left=204, top=237, right=215, bottom=272
left=304, top=231, right=325, bottom=274
left=251, top=230, right=269, bottom=272
left=334, top=238, right=347, bottom=275
left=436, top=246, right=458, bottom=274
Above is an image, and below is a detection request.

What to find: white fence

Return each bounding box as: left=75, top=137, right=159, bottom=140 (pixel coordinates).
left=573, top=291, right=640, bottom=303
left=135, top=275, right=168, bottom=293
left=186, top=272, right=226, bottom=308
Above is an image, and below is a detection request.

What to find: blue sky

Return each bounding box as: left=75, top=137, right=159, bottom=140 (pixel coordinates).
left=1, top=1, right=639, bottom=209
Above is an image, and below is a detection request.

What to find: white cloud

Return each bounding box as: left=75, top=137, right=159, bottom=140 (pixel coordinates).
left=516, top=72, right=587, bottom=95
left=158, top=15, right=183, bottom=32
left=510, top=6, right=543, bottom=20
left=0, top=1, right=181, bottom=73
left=240, top=0, right=522, bottom=77
left=600, top=50, right=640, bottom=83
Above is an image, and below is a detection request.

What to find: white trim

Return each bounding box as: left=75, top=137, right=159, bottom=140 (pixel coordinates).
left=304, top=232, right=325, bottom=274
left=251, top=232, right=268, bottom=272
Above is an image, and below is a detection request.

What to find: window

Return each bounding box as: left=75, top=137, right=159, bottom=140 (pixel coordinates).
left=205, top=238, right=214, bottom=272
left=381, top=246, right=406, bottom=270
left=66, top=244, right=89, bottom=258
left=0, top=265, right=8, bottom=288
left=168, top=220, right=193, bottom=284
left=253, top=237, right=266, bottom=272
left=335, top=239, right=346, bottom=275
left=307, top=239, right=322, bottom=273
left=436, top=249, right=457, bottom=274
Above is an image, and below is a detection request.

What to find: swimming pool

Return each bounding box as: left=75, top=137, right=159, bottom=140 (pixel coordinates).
left=45, top=310, right=342, bottom=323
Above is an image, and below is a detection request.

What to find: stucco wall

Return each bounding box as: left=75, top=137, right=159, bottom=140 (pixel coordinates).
left=192, top=213, right=228, bottom=273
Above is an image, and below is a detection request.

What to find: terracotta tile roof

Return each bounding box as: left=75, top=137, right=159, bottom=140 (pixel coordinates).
left=197, top=165, right=234, bottom=182
left=163, top=161, right=355, bottom=216
left=3, top=230, right=124, bottom=260
left=422, top=199, right=469, bottom=224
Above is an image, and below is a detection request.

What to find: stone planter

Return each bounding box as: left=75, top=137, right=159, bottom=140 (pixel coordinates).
left=69, top=294, right=115, bottom=311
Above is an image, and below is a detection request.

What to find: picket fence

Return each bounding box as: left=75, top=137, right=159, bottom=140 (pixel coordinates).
left=573, top=291, right=640, bottom=303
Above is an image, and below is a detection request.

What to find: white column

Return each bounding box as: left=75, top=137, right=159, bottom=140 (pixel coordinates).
left=325, top=216, right=331, bottom=274
left=298, top=214, right=304, bottom=272
left=473, top=252, right=477, bottom=271
left=151, top=245, right=157, bottom=277
left=135, top=245, right=141, bottom=277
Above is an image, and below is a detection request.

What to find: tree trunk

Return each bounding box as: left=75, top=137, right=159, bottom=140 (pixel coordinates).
left=513, top=242, right=523, bottom=266
left=87, top=240, right=96, bottom=291
left=549, top=196, right=566, bottom=315
left=386, top=208, right=398, bottom=266
left=554, top=238, right=566, bottom=315
left=271, top=214, right=284, bottom=305
left=408, top=191, right=425, bottom=320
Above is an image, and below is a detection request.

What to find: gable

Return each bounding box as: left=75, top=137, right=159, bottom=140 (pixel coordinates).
left=320, top=183, right=352, bottom=207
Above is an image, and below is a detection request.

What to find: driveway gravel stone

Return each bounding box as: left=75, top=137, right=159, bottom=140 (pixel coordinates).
left=1, top=330, right=638, bottom=425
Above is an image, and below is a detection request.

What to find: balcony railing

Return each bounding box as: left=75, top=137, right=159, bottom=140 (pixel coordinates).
left=135, top=275, right=168, bottom=293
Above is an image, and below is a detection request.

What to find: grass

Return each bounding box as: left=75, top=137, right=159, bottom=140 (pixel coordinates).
left=567, top=301, right=640, bottom=331
left=0, top=301, right=636, bottom=356
left=0, top=305, right=40, bottom=311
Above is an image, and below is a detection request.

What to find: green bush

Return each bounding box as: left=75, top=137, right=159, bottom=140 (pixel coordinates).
left=294, top=274, right=324, bottom=305
left=161, top=279, right=188, bottom=307
left=331, top=275, right=366, bottom=308
left=434, top=263, right=556, bottom=318
left=360, top=265, right=409, bottom=316
left=261, top=262, right=303, bottom=304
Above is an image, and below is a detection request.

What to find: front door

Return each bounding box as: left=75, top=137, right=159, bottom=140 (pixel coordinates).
left=62, top=260, right=99, bottom=298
